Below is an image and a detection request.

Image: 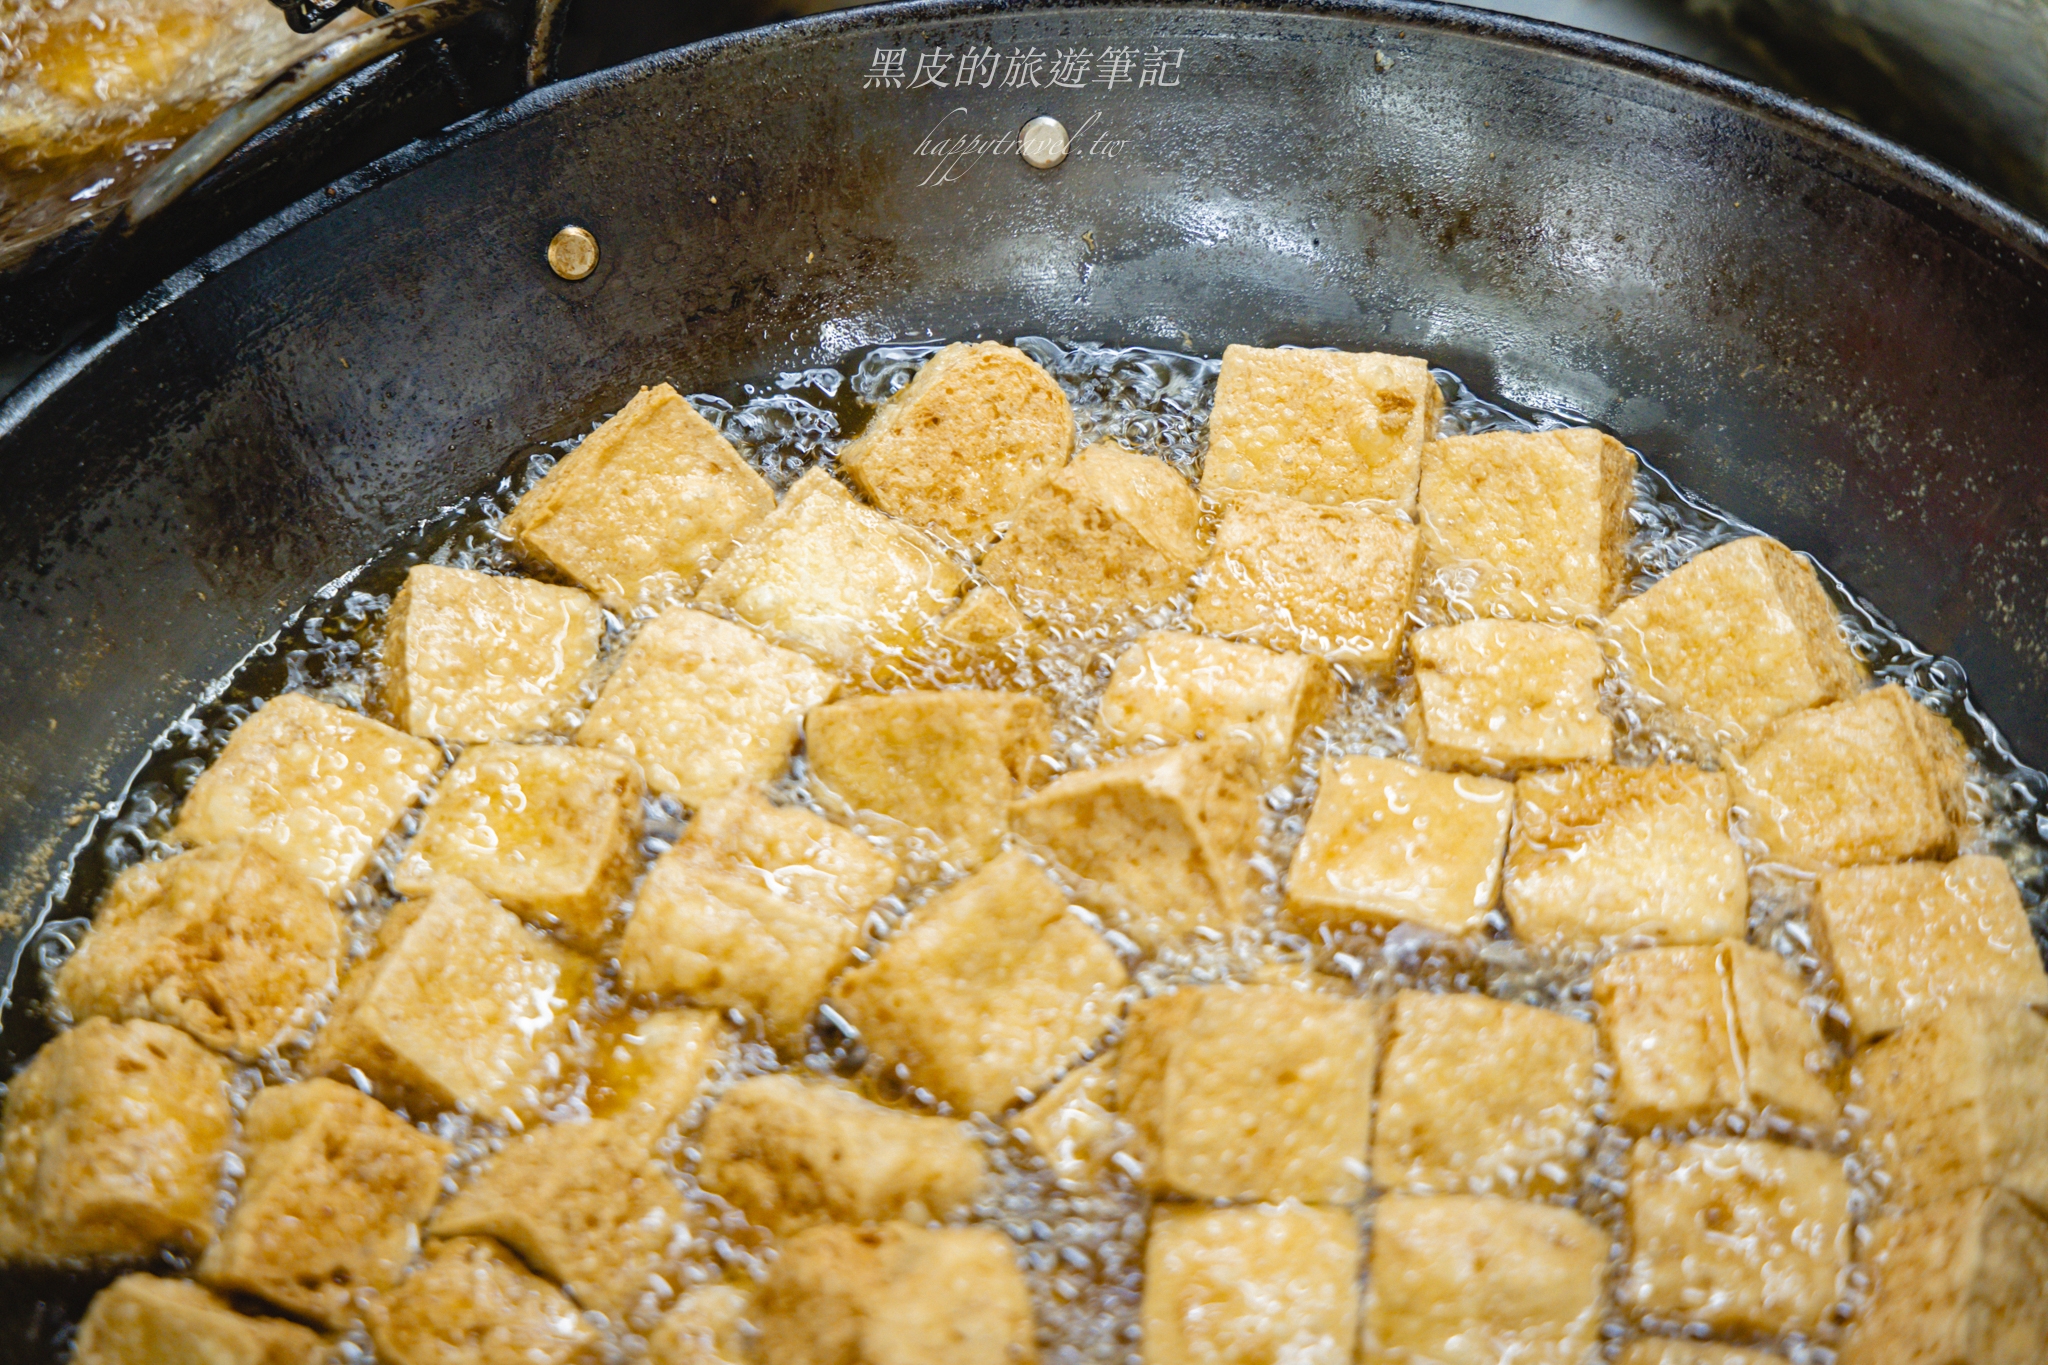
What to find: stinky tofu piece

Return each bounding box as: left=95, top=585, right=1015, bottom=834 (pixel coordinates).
left=1097, top=630, right=1335, bottom=782
left=1813, top=856, right=2048, bottom=1044
left=1371, top=990, right=1596, bottom=1197
left=1503, top=762, right=1747, bottom=948
left=1190, top=490, right=1422, bottom=668
left=54, top=837, right=340, bottom=1059
left=696, top=468, right=966, bottom=672
left=1013, top=1053, right=1123, bottom=1186
left=757, top=1222, right=1036, bottom=1365
left=1721, top=942, right=1838, bottom=1124
left=1407, top=620, right=1611, bottom=775
left=577, top=606, right=838, bottom=807
left=1284, top=754, right=1512, bottom=938
left=1731, top=683, right=1967, bottom=871
left=618, top=790, right=898, bottom=1046
left=1117, top=985, right=1377, bottom=1203
left=1010, top=739, right=1261, bottom=948
left=0, top=1018, right=230, bottom=1264
left=832, top=852, right=1127, bottom=1117
left=696, top=1075, right=986, bottom=1235
left=979, top=441, right=1203, bottom=621
left=584, top=1007, right=733, bottom=1140
left=1840, top=1187, right=2048, bottom=1365
left=199, top=1079, right=448, bottom=1329
left=393, top=741, right=642, bottom=949
left=838, top=341, right=1074, bottom=549
left=1142, top=1202, right=1361, bottom=1365
left=73, top=1275, right=327, bottom=1365
left=1622, top=1138, right=1851, bottom=1336
left=1200, top=345, right=1440, bottom=510
left=1362, top=1194, right=1608, bottom=1365
left=381, top=564, right=603, bottom=743
left=372, top=1235, right=593, bottom=1365
left=307, top=877, right=590, bottom=1117
left=500, top=382, right=776, bottom=607
left=1618, top=1341, right=1784, bottom=1365
left=1610, top=536, right=1864, bottom=753
left=174, top=692, right=441, bottom=895
left=648, top=1285, right=752, bottom=1365
left=938, top=585, right=1028, bottom=648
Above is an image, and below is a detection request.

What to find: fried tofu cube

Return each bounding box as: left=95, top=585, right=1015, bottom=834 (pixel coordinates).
left=757, top=1223, right=1036, bottom=1365
left=1618, top=1339, right=1783, bottom=1365
left=500, top=382, right=776, bottom=608
left=1117, top=985, right=1377, bottom=1203
left=1840, top=1187, right=2048, bottom=1365
left=393, top=741, right=642, bottom=949
left=1504, top=762, right=1747, bottom=948
left=577, top=606, right=838, bottom=807
left=697, top=468, right=966, bottom=672
left=0, top=1018, right=229, bottom=1264
left=1621, top=1138, right=1851, bottom=1336
left=584, top=1007, right=733, bottom=1140
left=1854, top=999, right=2048, bottom=1211
left=1371, top=990, right=1595, bottom=1198
left=938, top=585, right=1028, bottom=648
left=1201, top=345, right=1440, bottom=510
left=1010, top=740, right=1260, bottom=948
left=1013, top=1053, right=1123, bottom=1186
left=372, top=1235, right=593, bottom=1365
left=1190, top=490, right=1422, bottom=669
left=54, top=837, right=340, bottom=1059
left=381, top=565, right=604, bottom=743
left=1610, top=536, right=1865, bottom=753
left=838, top=341, right=1074, bottom=549
left=1722, top=942, right=1838, bottom=1124
left=696, top=1075, right=986, bottom=1235
left=832, top=852, right=1127, bottom=1117
left=174, top=692, right=442, bottom=895
left=1813, top=856, right=2048, bottom=1045
left=199, top=1078, right=449, bottom=1329
left=1407, top=621, right=1611, bottom=775
left=73, top=1275, right=326, bottom=1365
left=979, top=441, right=1203, bottom=621
left=1097, top=630, right=1335, bottom=782
left=1731, top=684, right=1967, bottom=871
left=1362, top=1194, right=1608, bottom=1365
left=307, top=877, right=590, bottom=1117
left=649, top=1285, right=752, bottom=1365
left=1142, top=1202, right=1360, bottom=1365
left=618, top=791, right=898, bottom=1046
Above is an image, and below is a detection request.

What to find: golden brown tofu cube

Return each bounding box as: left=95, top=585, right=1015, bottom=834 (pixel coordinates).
left=1618, top=1340, right=1783, bottom=1365
left=979, top=441, right=1203, bottom=622
left=1097, top=630, right=1335, bottom=783
left=1012, top=1052, right=1123, bottom=1187
left=696, top=468, right=967, bottom=672
left=584, top=1007, right=733, bottom=1140
left=174, top=692, right=442, bottom=896
left=1142, top=1202, right=1360, bottom=1365
left=500, top=382, right=776, bottom=608
left=371, top=1235, right=593, bottom=1365
left=832, top=852, right=1127, bottom=1117
left=618, top=790, right=898, bottom=1046
left=1117, top=985, right=1376, bottom=1203
left=0, top=1018, right=229, bottom=1264
left=648, top=1285, right=752, bottom=1365
left=1408, top=620, right=1611, bottom=775
left=757, top=1222, right=1036, bottom=1365
left=938, top=584, right=1029, bottom=648
left=1284, top=754, right=1511, bottom=938
left=1362, top=1193, right=1607, bottom=1365
left=1813, top=856, right=2048, bottom=1045
left=577, top=606, right=838, bottom=808
left=1731, top=684, right=1967, bottom=871
left=381, top=565, right=604, bottom=743
left=1840, top=1187, right=2048, bottom=1365
left=199, top=1078, right=449, bottom=1329
left=54, top=837, right=340, bottom=1059
left=696, top=1075, right=986, bottom=1235
left=307, top=877, right=590, bottom=1118
left=838, top=341, right=1074, bottom=550
left=1201, top=345, right=1440, bottom=510
left=1621, top=1138, right=1850, bottom=1336
left=1722, top=942, right=1838, bottom=1125
left=1418, top=428, right=1635, bottom=619
left=1611, top=536, right=1865, bottom=753
left=1371, top=990, right=1595, bottom=1198
left=73, top=1274, right=326, bottom=1365
left=1010, top=739, right=1260, bottom=948
left=1191, top=490, right=1422, bottom=669
left=1504, top=762, right=1747, bottom=948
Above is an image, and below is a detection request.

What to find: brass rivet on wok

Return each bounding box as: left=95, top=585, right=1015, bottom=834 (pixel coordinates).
left=1020, top=116, right=1069, bottom=170
left=548, top=225, right=599, bottom=280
